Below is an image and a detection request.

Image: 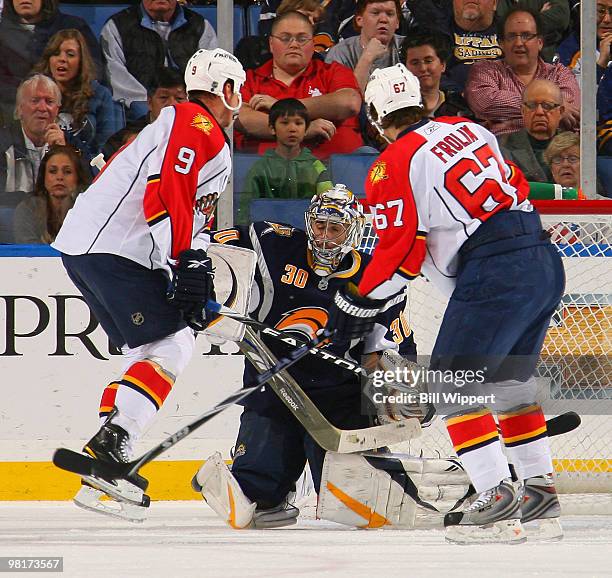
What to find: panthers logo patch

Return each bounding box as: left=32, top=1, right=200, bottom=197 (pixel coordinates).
left=275, top=307, right=328, bottom=340
left=369, top=161, right=388, bottom=184
left=191, top=113, right=214, bottom=135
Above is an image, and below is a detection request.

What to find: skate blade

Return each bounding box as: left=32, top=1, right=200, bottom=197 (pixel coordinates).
left=523, top=517, right=563, bottom=542
left=73, top=485, right=148, bottom=523
left=445, top=518, right=527, bottom=545
left=82, top=474, right=150, bottom=507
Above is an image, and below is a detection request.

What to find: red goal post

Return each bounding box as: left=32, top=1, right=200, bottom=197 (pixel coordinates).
left=358, top=200, right=612, bottom=501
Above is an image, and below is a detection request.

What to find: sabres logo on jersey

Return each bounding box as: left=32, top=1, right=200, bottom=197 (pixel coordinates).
left=275, top=307, right=328, bottom=340
left=369, top=161, right=389, bottom=184
left=261, top=222, right=295, bottom=237
left=191, top=113, right=214, bottom=135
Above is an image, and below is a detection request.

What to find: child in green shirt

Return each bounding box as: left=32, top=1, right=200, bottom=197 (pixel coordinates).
left=240, top=99, right=333, bottom=222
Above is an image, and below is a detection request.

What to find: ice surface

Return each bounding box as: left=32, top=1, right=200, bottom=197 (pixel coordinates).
left=1, top=502, right=611, bottom=578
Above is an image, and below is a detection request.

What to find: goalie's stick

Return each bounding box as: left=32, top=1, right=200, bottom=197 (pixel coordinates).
left=206, top=299, right=367, bottom=377
left=239, top=326, right=421, bottom=452
left=52, top=326, right=336, bottom=500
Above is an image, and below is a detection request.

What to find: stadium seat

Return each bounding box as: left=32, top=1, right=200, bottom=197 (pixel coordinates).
left=329, top=153, right=378, bottom=198
left=191, top=5, right=245, bottom=48
left=61, top=4, right=130, bottom=38
left=249, top=199, right=310, bottom=229
left=0, top=206, right=15, bottom=244
left=597, top=156, right=612, bottom=198
left=246, top=3, right=263, bottom=36
left=59, top=3, right=97, bottom=24
left=233, top=153, right=261, bottom=224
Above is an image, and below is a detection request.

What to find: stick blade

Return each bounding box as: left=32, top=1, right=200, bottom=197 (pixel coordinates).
left=53, top=448, right=125, bottom=480
left=546, top=411, right=581, bottom=437
left=336, top=418, right=422, bottom=453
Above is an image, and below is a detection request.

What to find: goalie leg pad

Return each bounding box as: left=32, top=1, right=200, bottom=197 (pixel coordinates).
left=317, top=452, right=472, bottom=529
left=195, top=452, right=256, bottom=529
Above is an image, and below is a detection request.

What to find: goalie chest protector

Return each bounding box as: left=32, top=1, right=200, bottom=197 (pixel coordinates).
left=212, top=221, right=415, bottom=415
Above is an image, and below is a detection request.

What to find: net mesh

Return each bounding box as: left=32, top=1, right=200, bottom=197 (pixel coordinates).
left=358, top=207, right=612, bottom=495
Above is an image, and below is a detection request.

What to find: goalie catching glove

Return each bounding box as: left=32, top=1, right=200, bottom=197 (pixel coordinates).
left=327, top=282, right=385, bottom=340
left=167, top=248, right=215, bottom=331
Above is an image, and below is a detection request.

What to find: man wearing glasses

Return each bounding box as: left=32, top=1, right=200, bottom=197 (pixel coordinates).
left=465, top=6, right=579, bottom=135
left=499, top=79, right=564, bottom=183
left=235, top=11, right=364, bottom=159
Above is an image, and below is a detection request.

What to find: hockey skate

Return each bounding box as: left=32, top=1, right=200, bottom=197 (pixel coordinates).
left=520, top=474, right=563, bottom=541
left=73, top=412, right=150, bottom=522
left=444, top=479, right=526, bottom=544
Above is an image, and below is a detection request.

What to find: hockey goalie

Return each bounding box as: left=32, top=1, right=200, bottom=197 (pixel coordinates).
left=193, top=185, right=472, bottom=530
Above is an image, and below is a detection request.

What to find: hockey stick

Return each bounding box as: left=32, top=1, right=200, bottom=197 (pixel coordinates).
left=239, top=326, right=421, bottom=452
left=53, top=327, right=336, bottom=495
left=206, top=299, right=367, bottom=378
left=360, top=411, right=582, bottom=459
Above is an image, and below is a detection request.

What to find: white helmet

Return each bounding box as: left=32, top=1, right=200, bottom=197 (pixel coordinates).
left=185, top=48, right=246, bottom=112
left=305, top=184, right=365, bottom=277
left=364, top=63, right=422, bottom=138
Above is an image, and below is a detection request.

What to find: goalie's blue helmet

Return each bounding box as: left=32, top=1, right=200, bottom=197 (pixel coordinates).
left=305, top=184, right=365, bottom=277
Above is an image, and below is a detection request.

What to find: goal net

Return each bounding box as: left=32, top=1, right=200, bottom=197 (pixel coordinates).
left=359, top=200, right=611, bottom=501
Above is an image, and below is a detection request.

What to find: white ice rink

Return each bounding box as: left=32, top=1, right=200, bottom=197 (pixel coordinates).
left=1, top=501, right=610, bottom=578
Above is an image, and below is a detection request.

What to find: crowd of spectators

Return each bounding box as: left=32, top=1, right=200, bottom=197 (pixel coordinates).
left=0, top=0, right=610, bottom=245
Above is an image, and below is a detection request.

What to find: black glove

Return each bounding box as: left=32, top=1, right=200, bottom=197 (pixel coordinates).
left=327, top=283, right=385, bottom=341
left=167, top=248, right=214, bottom=330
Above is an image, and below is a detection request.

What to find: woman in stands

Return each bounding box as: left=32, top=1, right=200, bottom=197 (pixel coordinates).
left=34, top=29, right=123, bottom=161
left=13, top=145, right=89, bottom=244
left=544, top=132, right=608, bottom=197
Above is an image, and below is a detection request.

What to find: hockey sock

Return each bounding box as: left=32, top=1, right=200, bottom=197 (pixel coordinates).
left=498, top=404, right=553, bottom=480
left=98, top=360, right=175, bottom=438
left=445, top=408, right=511, bottom=492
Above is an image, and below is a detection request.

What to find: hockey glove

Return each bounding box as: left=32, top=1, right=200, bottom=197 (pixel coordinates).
left=327, top=282, right=384, bottom=341
left=167, top=248, right=214, bottom=330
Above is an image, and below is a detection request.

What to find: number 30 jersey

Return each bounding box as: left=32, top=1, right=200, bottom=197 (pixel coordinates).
left=359, top=117, right=531, bottom=300
left=53, top=101, right=231, bottom=278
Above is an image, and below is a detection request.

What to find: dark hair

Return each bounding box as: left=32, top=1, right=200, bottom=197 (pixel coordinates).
left=356, top=0, right=402, bottom=18
left=497, top=4, right=543, bottom=39
left=271, top=10, right=314, bottom=34
left=400, top=33, right=451, bottom=64
left=379, top=106, right=426, bottom=130
left=5, top=0, right=56, bottom=22
left=268, top=98, right=310, bottom=128
left=34, top=144, right=90, bottom=239
left=147, top=67, right=185, bottom=98
left=34, top=145, right=90, bottom=198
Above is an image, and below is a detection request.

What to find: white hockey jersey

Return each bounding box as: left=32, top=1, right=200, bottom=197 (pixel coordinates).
left=358, top=117, right=532, bottom=299
left=53, top=101, right=231, bottom=277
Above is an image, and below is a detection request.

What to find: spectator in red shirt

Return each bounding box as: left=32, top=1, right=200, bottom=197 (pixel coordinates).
left=235, top=11, right=363, bottom=159
left=465, top=5, right=580, bottom=136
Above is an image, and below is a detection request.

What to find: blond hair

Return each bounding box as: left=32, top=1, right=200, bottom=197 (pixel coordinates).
left=543, top=132, right=580, bottom=166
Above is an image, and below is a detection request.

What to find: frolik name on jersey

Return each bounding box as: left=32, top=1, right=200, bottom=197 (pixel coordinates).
left=429, top=124, right=479, bottom=164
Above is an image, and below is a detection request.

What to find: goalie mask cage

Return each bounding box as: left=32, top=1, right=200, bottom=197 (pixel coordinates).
left=359, top=200, right=611, bottom=509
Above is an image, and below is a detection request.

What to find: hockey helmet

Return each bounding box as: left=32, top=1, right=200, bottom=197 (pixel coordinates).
left=305, top=184, right=365, bottom=277
left=364, top=63, right=422, bottom=137
left=185, top=48, right=246, bottom=112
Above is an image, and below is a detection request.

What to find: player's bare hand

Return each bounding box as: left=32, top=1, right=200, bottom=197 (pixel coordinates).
left=45, top=123, right=66, bottom=146
left=249, top=94, right=277, bottom=112
left=362, top=38, right=388, bottom=63
left=305, top=118, right=336, bottom=141
left=597, top=33, right=612, bottom=68
left=540, top=2, right=552, bottom=12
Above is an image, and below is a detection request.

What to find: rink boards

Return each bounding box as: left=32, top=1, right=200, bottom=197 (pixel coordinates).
left=0, top=249, right=610, bottom=499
